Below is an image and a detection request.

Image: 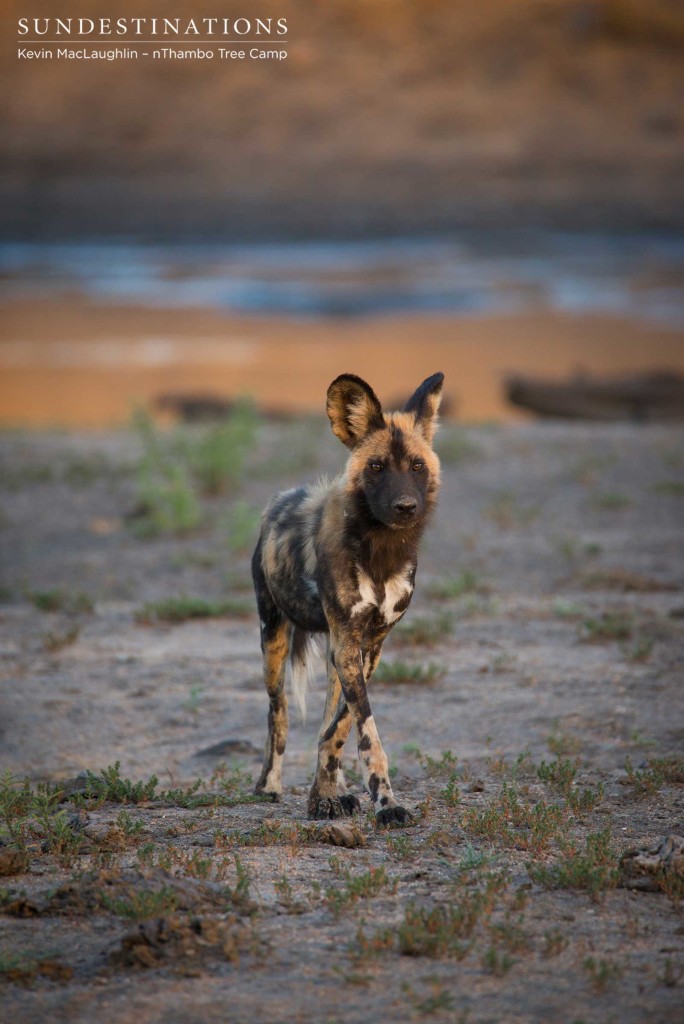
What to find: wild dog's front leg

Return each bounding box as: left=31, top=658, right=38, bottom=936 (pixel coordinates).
left=254, top=614, right=291, bottom=801
left=333, top=628, right=414, bottom=828
left=308, top=639, right=361, bottom=819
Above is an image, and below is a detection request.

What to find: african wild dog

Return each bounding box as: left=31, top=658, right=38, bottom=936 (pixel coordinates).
left=252, top=372, right=444, bottom=827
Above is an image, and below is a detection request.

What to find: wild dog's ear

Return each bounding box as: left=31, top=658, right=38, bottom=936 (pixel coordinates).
left=326, top=374, right=385, bottom=449
left=404, top=372, right=445, bottom=444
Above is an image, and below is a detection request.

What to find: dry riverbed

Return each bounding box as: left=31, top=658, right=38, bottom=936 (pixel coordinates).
left=0, top=415, right=683, bottom=1023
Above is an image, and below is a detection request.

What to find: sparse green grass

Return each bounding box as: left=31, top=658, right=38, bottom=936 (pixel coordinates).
left=223, top=501, right=261, bottom=554
left=578, top=611, right=634, bottom=643
left=589, top=492, right=631, bottom=511
left=325, top=860, right=397, bottom=917
left=29, top=589, right=94, bottom=614
left=135, top=594, right=253, bottom=624
left=0, top=772, right=84, bottom=867
left=394, top=612, right=453, bottom=647
left=421, top=749, right=459, bottom=779
left=434, top=428, right=481, bottom=465
left=427, top=569, right=491, bottom=600
left=542, top=929, right=569, bottom=958
left=373, top=660, right=446, bottom=685
left=653, top=480, right=684, bottom=496
left=623, top=635, right=655, bottom=662
left=462, top=783, right=567, bottom=854
left=116, top=809, right=144, bottom=838
left=623, top=756, right=684, bottom=797
left=42, top=625, right=80, bottom=652
left=179, top=400, right=258, bottom=496
left=528, top=830, right=620, bottom=901
left=102, top=884, right=179, bottom=920
left=442, top=774, right=461, bottom=808
left=77, top=762, right=160, bottom=804
left=552, top=599, right=587, bottom=620
left=582, top=955, right=623, bottom=993
left=134, top=462, right=201, bottom=537
left=395, top=870, right=509, bottom=960
left=537, top=758, right=604, bottom=815
left=547, top=728, right=583, bottom=757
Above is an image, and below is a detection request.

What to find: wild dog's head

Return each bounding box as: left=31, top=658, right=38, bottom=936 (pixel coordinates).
left=326, top=372, right=444, bottom=530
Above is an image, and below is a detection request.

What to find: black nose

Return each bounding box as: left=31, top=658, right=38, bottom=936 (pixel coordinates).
left=392, top=496, right=417, bottom=515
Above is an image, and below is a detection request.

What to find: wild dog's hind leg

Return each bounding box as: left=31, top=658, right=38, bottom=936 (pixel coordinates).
left=253, top=547, right=290, bottom=801
left=307, top=638, right=361, bottom=819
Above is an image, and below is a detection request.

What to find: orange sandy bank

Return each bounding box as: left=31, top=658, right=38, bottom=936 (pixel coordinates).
left=1, top=298, right=683, bottom=426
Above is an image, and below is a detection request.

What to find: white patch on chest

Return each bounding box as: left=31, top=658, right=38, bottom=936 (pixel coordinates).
left=351, top=565, right=413, bottom=624
left=350, top=569, right=377, bottom=618
left=380, top=567, right=414, bottom=624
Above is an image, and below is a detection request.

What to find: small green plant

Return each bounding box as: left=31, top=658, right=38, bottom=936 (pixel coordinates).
left=135, top=595, right=253, bottom=624
left=578, top=611, right=634, bottom=643
left=542, top=928, right=569, bottom=958
left=442, top=774, right=461, bottom=808
left=0, top=771, right=32, bottom=843
left=42, top=625, right=80, bottom=652
left=537, top=759, right=603, bottom=815
left=462, top=784, right=567, bottom=854
left=582, top=955, right=623, bottom=992
left=386, top=834, right=414, bottom=860
left=131, top=407, right=201, bottom=536
left=29, top=589, right=94, bottom=614
left=427, top=570, right=490, bottom=600
left=421, top=749, right=459, bottom=779
left=183, top=683, right=204, bottom=716
left=528, top=829, right=620, bottom=901
left=225, top=854, right=254, bottom=913
left=397, top=872, right=508, bottom=960
left=623, top=756, right=684, bottom=797
left=547, top=727, right=582, bottom=757
left=181, top=400, right=258, bottom=495
left=373, top=660, right=446, bottom=685
left=623, top=635, right=655, bottom=662
left=435, top=428, right=481, bottom=465
left=116, top=809, right=144, bottom=838
left=135, top=463, right=201, bottom=537
left=406, top=981, right=456, bottom=1014
left=653, top=480, right=684, bottom=496
left=482, top=945, right=514, bottom=976
left=325, top=863, right=396, bottom=918
left=78, top=762, right=160, bottom=804
left=552, top=599, right=587, bottom=620
left=394, top=612, right=454, bottom=647
left=590, top=492, right=631, bottom=511
left=224, top=501, right=261, bottom=554
left=102, top=884, right=179, bottom=920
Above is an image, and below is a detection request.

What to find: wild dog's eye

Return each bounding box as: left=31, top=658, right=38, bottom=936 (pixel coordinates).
left=369, top=461, right=384, bottom=473
left=412, top=460, right=425, bottom=472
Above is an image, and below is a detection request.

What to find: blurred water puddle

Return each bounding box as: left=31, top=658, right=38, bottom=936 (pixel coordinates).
left=1, top=232, right=683, bottom=326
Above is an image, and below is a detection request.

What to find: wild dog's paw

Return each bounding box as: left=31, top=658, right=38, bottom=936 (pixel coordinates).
left=254, top=782, right=282, bottom=802
left=308, top=796, right=351, bottom=820
left=375, top=805, right=415, bottom=829
left=338, top=793, right=362, bottom=816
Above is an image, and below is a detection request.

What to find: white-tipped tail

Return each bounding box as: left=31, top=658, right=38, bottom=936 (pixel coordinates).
left=288, top=632, right=320, bottom=721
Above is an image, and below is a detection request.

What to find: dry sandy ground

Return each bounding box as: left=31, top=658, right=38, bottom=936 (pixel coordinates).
left=0, top=415, right=683, bottom=1023
left=2, top=298, right=684, bottom=425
